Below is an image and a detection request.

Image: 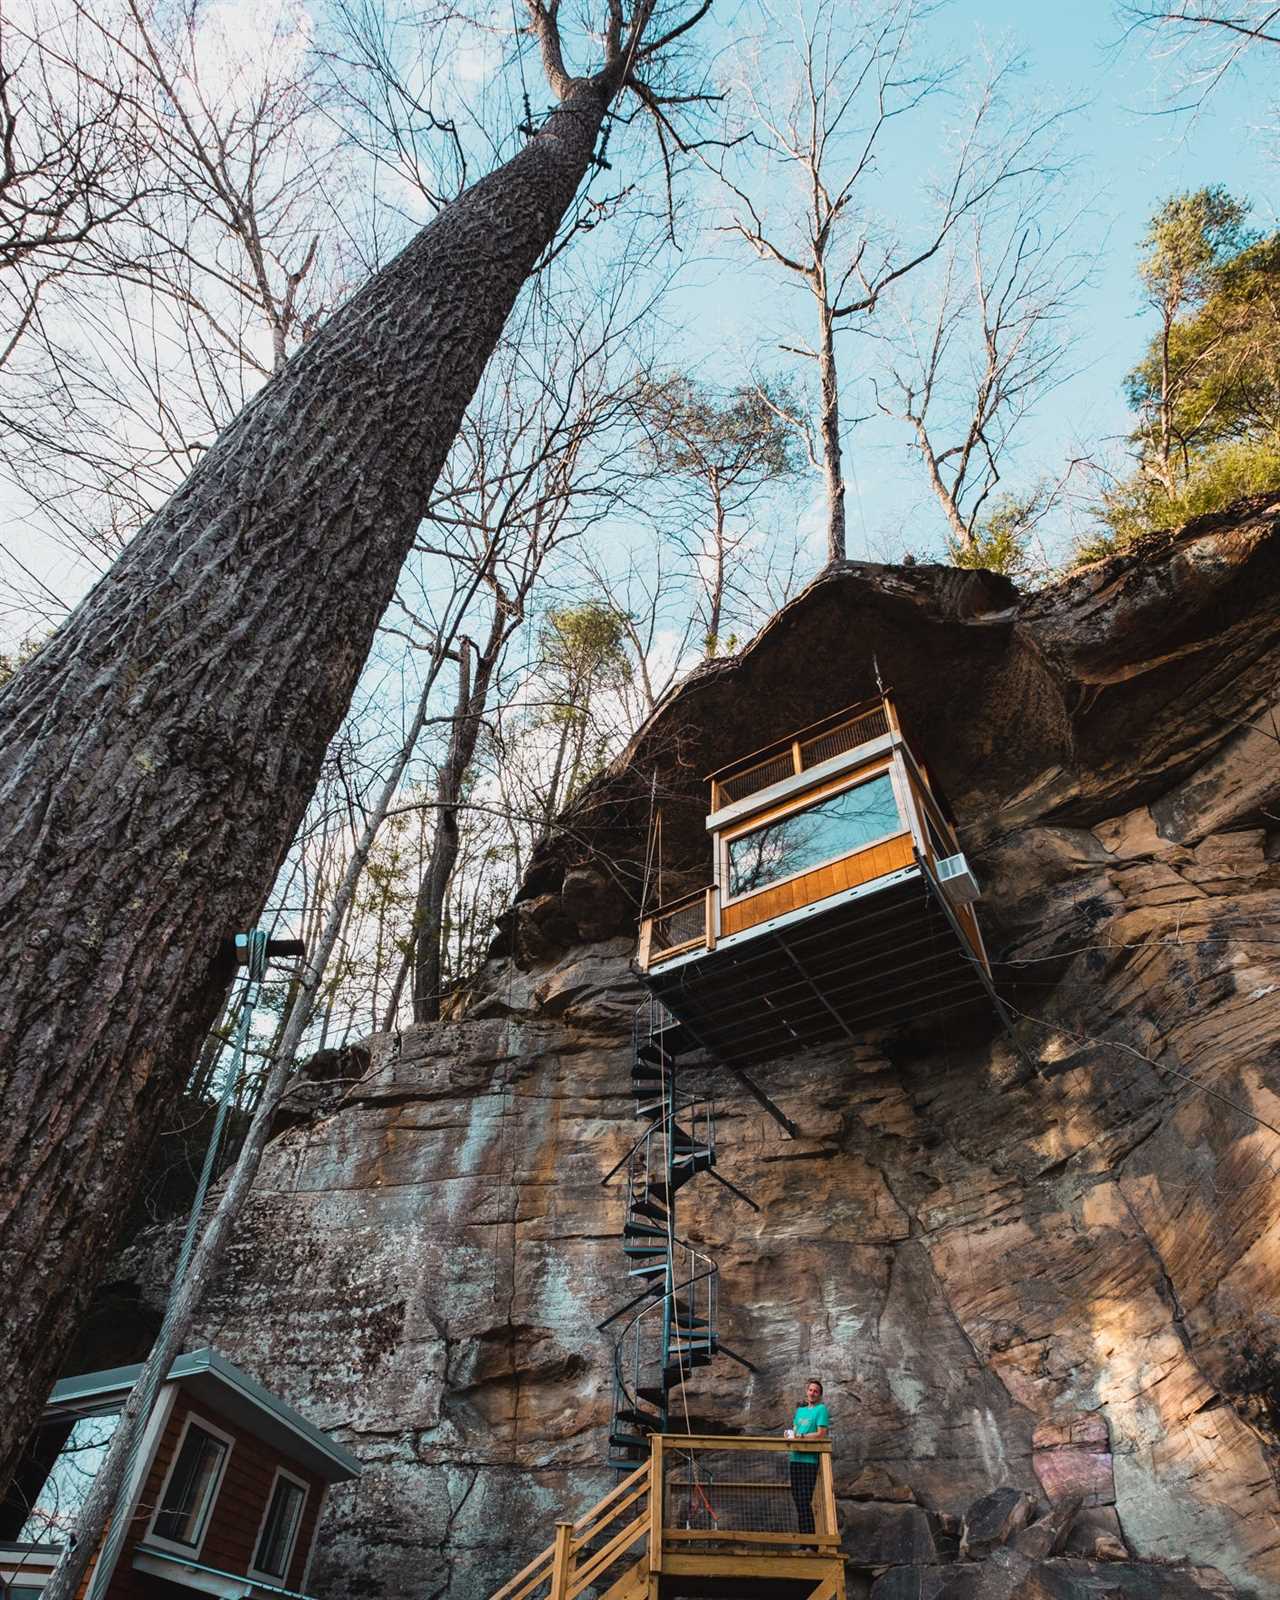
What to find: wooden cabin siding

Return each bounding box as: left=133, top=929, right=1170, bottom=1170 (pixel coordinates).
left=100, top=1393, right=327, bottom=1600
left=719, top=831, right=914, bottom=937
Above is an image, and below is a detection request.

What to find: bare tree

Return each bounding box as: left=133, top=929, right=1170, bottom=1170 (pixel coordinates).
left=712, top=0, right=1069, bottom=563
left=404, top=277, right=643, bottom=1023
left=870, top=178, right=1088, bottom=559
left=0, top=1, right=150, bottom=373
left=1120, top=1, right=1280, bottom=108
left=0, top=0, right=713, bottom=1493
left=1, top=0, right=348, bottom=598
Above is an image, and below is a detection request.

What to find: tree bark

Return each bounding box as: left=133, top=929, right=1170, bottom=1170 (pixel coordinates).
left=816, top=294, right=847, bottom=563
left=0, top=75, right=611, bottom=1486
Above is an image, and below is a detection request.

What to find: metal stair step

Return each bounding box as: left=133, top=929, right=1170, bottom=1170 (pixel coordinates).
left=615, top=1406, right=662, bottom=1430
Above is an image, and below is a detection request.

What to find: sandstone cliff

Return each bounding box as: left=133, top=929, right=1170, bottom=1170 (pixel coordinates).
left=122, top=498, right=1280, bottom=1598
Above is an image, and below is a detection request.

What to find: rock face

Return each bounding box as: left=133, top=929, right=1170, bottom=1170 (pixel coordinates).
left=122, top=503, right=1280, bottom=1599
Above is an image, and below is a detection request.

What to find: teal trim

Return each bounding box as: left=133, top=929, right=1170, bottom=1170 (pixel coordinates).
left=135, top=1544, right=318, bottom=1599
left=46, top=1350, right=359, bottom=1481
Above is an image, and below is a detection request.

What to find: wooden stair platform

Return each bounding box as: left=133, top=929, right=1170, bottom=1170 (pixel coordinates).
left=487, top=1436, right=846, bottom=1600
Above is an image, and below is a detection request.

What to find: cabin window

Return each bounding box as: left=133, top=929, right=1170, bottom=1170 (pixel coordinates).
left=725, top=772, right=901, bottom=899
left=252, top=1471, right=307, bottom=1582
left=12, top=1411, right=120, bottom=1545
left=150, top=1418, right=231, bottom=1552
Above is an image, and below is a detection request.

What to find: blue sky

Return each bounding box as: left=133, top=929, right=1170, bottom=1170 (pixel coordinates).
left=3, top=0, right=1274, bottom=646
left=639, top=0, right=1278, bottom=567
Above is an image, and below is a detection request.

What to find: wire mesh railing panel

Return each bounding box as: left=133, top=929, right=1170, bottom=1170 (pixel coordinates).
left=717, top=751, right=796, bottom=806
left=662, top=1447, right=805, bottom=1535
left=651, top=896, right=706, bottom=953
left=800, top=705, right=889, bottom=770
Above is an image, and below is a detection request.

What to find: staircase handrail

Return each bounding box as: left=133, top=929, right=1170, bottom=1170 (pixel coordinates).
left=601, top=1093, right=710, bottom=1187
left=612, top=1243, right=717, bottom=1421
left=486, top=1462, right=649, bottom=1600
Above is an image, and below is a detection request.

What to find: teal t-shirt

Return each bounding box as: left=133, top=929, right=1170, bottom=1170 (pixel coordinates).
left=789, top=1402, right=830, bottom=1464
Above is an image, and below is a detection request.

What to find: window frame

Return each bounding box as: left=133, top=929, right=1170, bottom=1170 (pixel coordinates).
left=248, top=1466, right=309, bottom=1587
left=144, top=1412, right=235, bottom=1560
left=717, top=760, right=906, bottom=907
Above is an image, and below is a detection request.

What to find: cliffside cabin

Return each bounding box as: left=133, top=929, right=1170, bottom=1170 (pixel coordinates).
left=636, top=693, right=993, bottom=1064
left=0, top=1348, right=360, bottom=1600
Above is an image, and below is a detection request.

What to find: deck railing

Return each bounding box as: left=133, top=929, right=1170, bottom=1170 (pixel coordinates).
left=485, top=1436, right=837, bottom=1600
left=658, top=1435, right=838, bottom=1552
left=710, top=696, right=894, bottom=812
left=636, top=885, right=713, bottom=970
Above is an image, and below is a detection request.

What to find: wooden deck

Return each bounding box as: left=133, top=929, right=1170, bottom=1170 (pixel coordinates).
left=486, top=1436, right=846, bottom=1600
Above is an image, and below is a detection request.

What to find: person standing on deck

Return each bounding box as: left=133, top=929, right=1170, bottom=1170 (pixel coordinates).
left=786, top=1377, right=830, bottom=1534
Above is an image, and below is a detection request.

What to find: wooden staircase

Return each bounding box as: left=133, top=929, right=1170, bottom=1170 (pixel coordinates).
left=486, top=1435, right=846, bottom=1600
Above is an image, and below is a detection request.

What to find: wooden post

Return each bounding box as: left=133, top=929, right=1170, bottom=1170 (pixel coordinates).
left=637, top=917, right=653, bottom=972
left=648, top=1436, right=664, bottom=1573
left=818, top=1449, right=838, bottom=1544
left=791, top=738, right=804, bottom=775
left=884, top=693, right=900, bottom=737
left=549, top=1521, right=573, bottom=1600
left=704, top=886, right=717, bottom=952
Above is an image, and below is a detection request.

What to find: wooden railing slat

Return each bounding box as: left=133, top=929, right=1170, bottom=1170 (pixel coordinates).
left=565, top=1512, right=649, bottom=1597
left=569, top=1464, right=648, bottom=1534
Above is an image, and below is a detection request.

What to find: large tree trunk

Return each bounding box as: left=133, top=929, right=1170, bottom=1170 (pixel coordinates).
left=0, top=78, right=610, bottom=1485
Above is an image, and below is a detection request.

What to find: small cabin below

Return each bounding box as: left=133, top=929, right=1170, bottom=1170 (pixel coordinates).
left=636, top=694, right=992, bottom=1064
left=0, top=1347, right=360, bottom=1600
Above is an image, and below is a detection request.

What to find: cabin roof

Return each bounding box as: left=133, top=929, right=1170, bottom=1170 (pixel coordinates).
left=46, top=1347, right=361, bottom=1483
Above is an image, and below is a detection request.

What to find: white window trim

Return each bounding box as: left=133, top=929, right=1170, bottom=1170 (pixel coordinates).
left=247, top=1466, right=309, bottom=1587
left=145, top=1412, right=235, bottom=1561
left=718, top=763, right=904, bottom=908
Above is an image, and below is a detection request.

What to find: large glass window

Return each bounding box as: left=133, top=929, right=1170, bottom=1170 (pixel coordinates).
left=151, top=1423, right=228, bottom=1549
left=726, top=772, right=901, bottom=898
left=15, top=1412, right=120, bottom=1545
left=253, top=1475, right=306, bottom=1580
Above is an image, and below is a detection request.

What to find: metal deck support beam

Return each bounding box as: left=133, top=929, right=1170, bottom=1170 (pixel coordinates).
left=773, top=928, right=862, bottom=1045
left=722, top=1063, right=800, bottom=1139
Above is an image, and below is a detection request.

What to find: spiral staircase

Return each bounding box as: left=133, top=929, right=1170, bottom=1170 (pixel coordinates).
left=602, top=998, right=752, bottom=1469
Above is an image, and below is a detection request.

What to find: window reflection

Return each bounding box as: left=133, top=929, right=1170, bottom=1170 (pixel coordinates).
left=727, top=774, right=900, bottom=898
left=16, top=1412, right=120, bottom=1546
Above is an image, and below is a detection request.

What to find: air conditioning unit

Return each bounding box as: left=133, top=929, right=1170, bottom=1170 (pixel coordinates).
left=937, top=852, right=981, bottom=906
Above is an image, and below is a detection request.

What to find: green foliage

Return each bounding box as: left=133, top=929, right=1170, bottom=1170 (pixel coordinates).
left=0, top=636, right=45, bottom=688
left=1136, top=187, right=1254, bottom=318
left=539, top=601, right=631, bottom=707
left=1128, top=231, right=1280, bottom=460
left=951, top=493, right=1045, bottom=578
left=1100, top=438, right=1280, bottom=545
left=1090, top=187, right=1280, bottom=555
left=632, top=372, right=802, bottom=482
